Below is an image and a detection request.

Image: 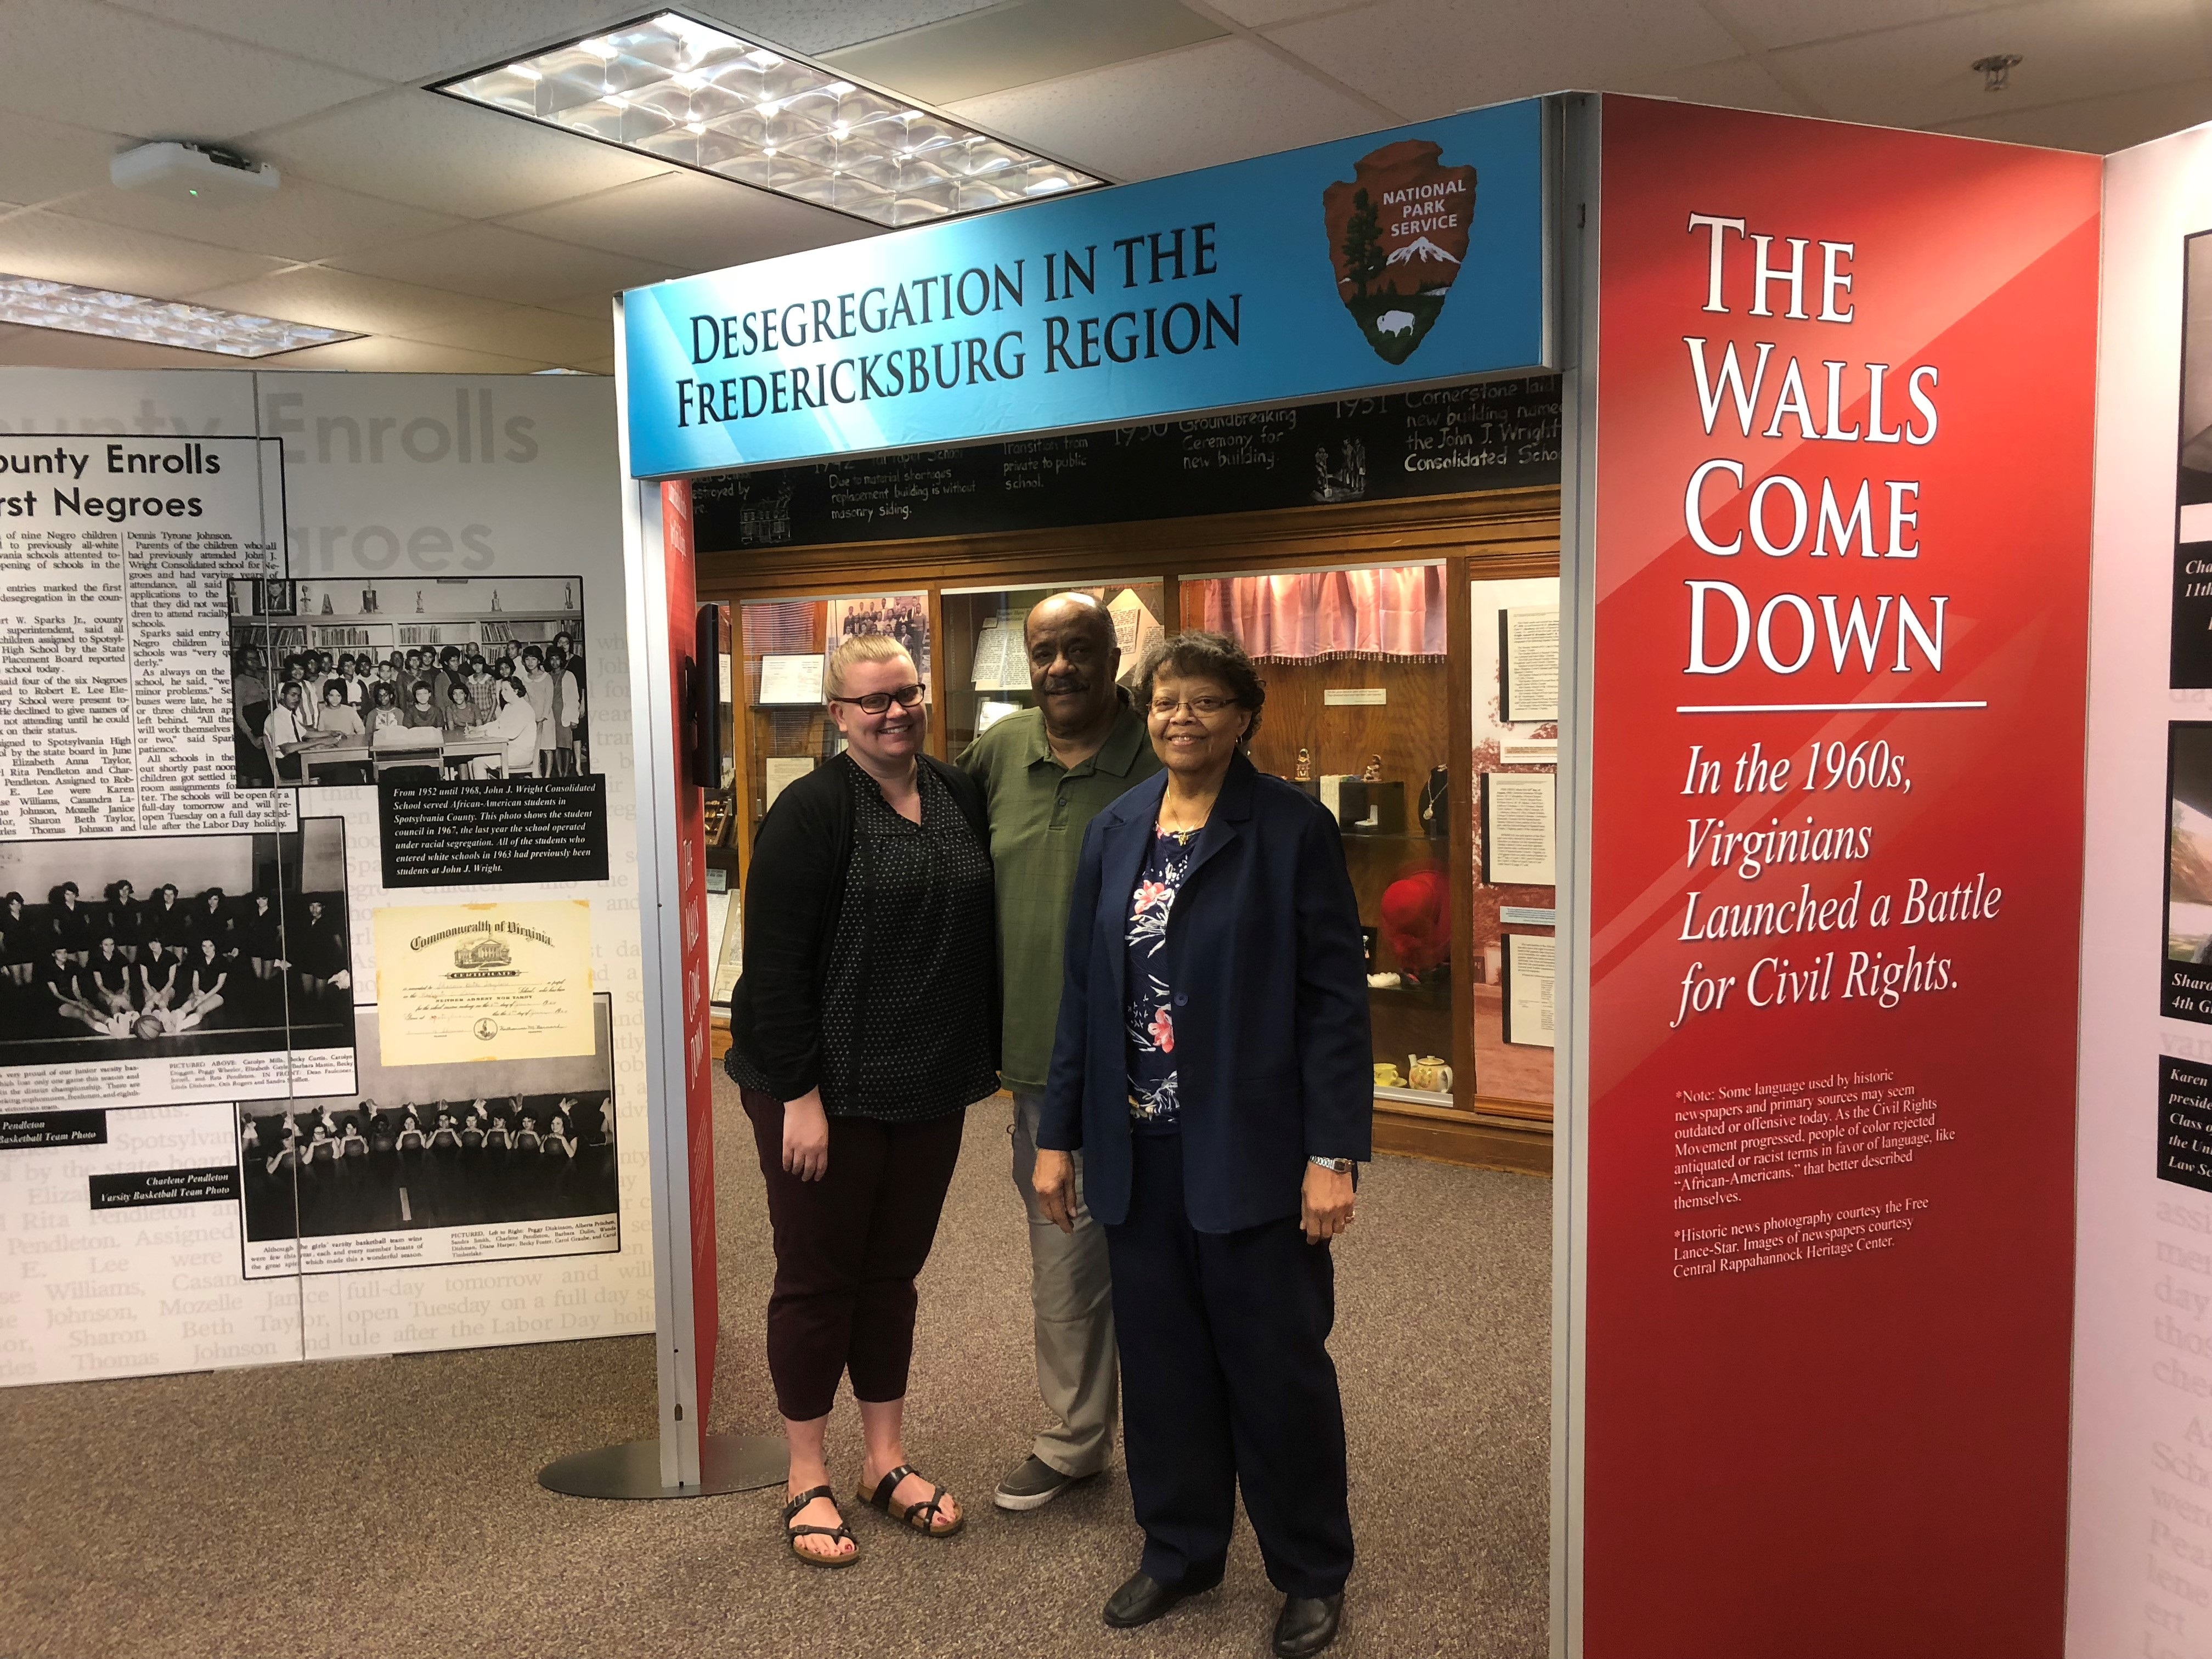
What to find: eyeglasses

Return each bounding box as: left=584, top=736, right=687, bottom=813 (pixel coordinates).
left=828, top=682, right=927, bottom=715
left=1148, top=695, right=1238, bottom=718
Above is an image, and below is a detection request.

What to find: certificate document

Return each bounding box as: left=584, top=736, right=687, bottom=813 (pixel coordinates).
left=373, top=899, right=595, bottom=1067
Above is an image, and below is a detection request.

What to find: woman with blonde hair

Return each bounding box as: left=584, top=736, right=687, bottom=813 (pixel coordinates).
left=726, top=632, right=998, bottom=1568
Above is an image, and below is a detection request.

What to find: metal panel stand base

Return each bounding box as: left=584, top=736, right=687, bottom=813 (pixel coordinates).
left=538, top=1433, right=787, bottom=1499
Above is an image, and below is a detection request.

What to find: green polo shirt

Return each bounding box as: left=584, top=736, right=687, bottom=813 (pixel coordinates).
left=959, top=701, right=1160, bottom=1092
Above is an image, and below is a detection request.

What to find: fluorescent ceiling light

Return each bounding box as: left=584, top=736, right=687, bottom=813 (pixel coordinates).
left=433, top=11, right=1104, bottom=228
left=0, top=275, right=361, bottom=358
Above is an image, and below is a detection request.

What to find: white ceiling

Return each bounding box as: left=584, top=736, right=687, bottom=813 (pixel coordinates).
left=0, top=0, right=2203, bottom=374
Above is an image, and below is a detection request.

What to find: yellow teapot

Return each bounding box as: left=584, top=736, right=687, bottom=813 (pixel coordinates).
left=1407, top=1055, right=1454, bottom=1093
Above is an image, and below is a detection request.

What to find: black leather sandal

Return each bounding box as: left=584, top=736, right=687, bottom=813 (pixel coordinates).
left=858, top=1464, right=964, bottom=1537
left=781, top=1484, right=860, bottom=1567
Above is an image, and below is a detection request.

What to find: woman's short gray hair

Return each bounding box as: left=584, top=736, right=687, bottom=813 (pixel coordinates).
left=825, top=633, right=915, bottom=698
left=1135, top=629, right=1265, bottom=745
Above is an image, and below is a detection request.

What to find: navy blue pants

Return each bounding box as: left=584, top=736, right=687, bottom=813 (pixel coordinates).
left=1105, top=1132, right=1354, bottom=1599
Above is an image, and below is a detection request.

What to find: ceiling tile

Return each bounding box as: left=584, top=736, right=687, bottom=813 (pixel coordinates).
left=180, top=267, right=510, bottom=336
left=1769, top=0, right=2212, bottom=131
left=0, top=114, right=134, bottom=208
left=823, top=0, right=1227, bottom=105
left=398, top=306, right=614, bottom=362
left=1710, top=0, right=2011, bottom=54
left=1933, top=75, right=2212, bottom=153
left=328, top=222, right=685, bottom=307
left=691, top=1, right=1007, bottom=55
left=0, top=328, right=255, bottom=369
left=1266, top=0, right=1742, bottom=117
left=255, top=336, right=548, bottom=374
left=500, top=172, right=869, bottom=274
left=101, top=0, right=629, bottom=84
left=249, top=90, right=674, bottom=219
left=1616, top=54, right=1807, bottom=115
left=538, top=291, right=624, bottom=321
left=43, top=177, right=460, bottom=263
left=569, top=355, right=617, bottom=373
left=0, top=0, right=381, bottom=140
left=0, top=210, right=287, bottom=297
left=948, top=37, right=1384, bottom=180
left=1205, top=0, right=1380, bottom=26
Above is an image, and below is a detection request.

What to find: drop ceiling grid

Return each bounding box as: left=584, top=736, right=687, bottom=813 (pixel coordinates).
left=0, top=0, right=2198, bottom=373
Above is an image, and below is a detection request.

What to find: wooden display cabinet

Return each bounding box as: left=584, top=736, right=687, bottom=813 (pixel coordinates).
left=697, top=488, right=1559, bottom=1174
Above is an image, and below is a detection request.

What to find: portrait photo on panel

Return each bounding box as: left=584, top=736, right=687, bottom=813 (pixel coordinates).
left=237, top=996, right=619, bottom=1276
left=2169, top=724, right=2212, bottom=964
left=227, top=575, right=591, bottom=790
left=0, top=819, right=354, bottom=1076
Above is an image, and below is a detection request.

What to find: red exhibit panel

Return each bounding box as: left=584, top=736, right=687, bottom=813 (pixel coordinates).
left=661, top=479, right=719, bottom=1423
left=1582, top=98, right=2098, bottom=1657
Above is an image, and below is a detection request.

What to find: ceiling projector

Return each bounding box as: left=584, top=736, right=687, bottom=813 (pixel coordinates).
left=110, top=141, right=279, bottom=205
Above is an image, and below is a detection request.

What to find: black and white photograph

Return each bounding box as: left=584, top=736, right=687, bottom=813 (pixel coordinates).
left=0, top=821, right=356, bottom=1106
left=2166, top=724, right=2212, bottom=1023
left=238, top=996, right=619, bottom=1277
left=2176, top=233, right=2212, bottom=686
left=229, top=575, right=590, bottom=789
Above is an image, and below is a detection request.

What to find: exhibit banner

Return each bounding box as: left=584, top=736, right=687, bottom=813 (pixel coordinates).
left=0, top=370, right=653, bottom=1387
left=621, top=99, right=1549, bottom=477
left=661, top=478, right=719, bottom=1427
left=2068, top=122, right=2212, bottom=1659
left=1575, top=98, right=2098, bottom=1656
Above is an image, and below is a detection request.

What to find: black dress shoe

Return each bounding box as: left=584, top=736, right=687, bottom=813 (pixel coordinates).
left=1103, top=1570, right=1217, bottom=1629
left=1272, top=1593, right=1345, bottom=1658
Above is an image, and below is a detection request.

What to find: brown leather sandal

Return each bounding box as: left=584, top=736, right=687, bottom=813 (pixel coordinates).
left=857, top=1464, right=963, bottom=1537
left=781, top=1484, right=860, bottom=1567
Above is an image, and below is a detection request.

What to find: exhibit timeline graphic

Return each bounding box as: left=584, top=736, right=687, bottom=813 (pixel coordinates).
left=1579, top=99, right=2098, bottom=1658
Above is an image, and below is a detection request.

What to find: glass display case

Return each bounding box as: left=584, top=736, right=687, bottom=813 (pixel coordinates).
left=940, top=579, right=1166, bottom=754
left=1179, top=561, right=1458, bottom=1104
left=735, top=590, right=932, bottom=858
left=1468, top=574, right=1560, bottom=1115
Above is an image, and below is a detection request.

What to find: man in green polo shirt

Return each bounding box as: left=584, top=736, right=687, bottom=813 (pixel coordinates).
left=961, top=590, right=1160, bottom=1513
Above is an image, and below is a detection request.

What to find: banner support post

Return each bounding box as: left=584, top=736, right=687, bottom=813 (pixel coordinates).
left=539, top=298, right=784, bottom=1501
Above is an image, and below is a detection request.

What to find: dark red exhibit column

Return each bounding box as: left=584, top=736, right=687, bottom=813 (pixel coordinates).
left=1581, top=98, right=2098, bottom=1657
left=660, top=478, right=718, bottom=1426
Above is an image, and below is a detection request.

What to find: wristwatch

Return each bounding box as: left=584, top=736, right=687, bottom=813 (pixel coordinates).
left=1307, top=1156, right=1354, bottom=1174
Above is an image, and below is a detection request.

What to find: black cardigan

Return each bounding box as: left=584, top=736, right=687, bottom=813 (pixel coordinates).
left=726, top=752, right=998, bottom=1102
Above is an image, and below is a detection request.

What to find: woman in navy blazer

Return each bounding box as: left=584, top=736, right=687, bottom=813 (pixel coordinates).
left=1034, top=630, right=1370, bottom=1659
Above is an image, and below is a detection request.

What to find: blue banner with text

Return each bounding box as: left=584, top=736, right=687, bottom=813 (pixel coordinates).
left=621, top=100, right=1548, bottom=477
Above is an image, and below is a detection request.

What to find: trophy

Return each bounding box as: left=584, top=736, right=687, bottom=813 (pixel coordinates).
left=1362, top=753, right=1383, bottom=782
left=1295, top=747, right=1312, bottom=782
left=320, top=591, right=333, bottom=615
left=563, top=581, right=573, bottom=610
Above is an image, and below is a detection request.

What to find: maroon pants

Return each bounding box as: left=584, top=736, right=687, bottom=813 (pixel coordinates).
left=741, top=1088, right=966, bottom=1422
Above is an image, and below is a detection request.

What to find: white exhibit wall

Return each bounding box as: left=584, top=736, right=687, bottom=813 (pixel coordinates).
left=0, top=367, right=653, bottom=1386
left=2071, top=124, right=2212, bottom=1659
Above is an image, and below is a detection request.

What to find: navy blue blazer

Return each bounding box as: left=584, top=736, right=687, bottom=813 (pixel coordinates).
left=1039, top=751, right=1374, bottom=1234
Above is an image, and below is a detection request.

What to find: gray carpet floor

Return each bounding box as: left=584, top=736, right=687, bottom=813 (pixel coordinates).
left=0, top=1077, right=1550, bottom=1658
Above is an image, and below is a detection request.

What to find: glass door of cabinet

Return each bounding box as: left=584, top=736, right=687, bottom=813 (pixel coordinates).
left=941, top=580, right=1166, bottom=755
left=737, top=592, right=932, bottom=858
left=1179, top=562, right=1458, bottom=1103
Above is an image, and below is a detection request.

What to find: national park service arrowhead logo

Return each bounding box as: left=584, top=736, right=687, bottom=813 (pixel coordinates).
left=1323, top=139, right=1476, bottom=365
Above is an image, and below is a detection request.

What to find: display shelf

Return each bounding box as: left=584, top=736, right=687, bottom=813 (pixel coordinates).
left=941, top=578, right=1165, bottom=756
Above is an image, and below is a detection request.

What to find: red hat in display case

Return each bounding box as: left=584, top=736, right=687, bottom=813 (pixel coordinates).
left=1379, top=867, right=1451, bottom=976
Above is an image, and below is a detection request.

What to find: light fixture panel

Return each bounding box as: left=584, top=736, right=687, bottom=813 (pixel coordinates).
left=0, top=276, right=360, bottom=359
left=433, top=12, right=1104, bottom=229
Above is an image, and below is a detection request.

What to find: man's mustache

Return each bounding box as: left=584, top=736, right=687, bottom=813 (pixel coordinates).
left=1040, top=675, right=1091, bottom=694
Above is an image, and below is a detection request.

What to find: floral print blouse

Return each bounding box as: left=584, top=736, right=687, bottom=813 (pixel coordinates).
left=1124, top=825, right=1198, bottom=1129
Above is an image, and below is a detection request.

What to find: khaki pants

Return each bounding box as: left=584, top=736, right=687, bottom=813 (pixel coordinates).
left=1009, top=1088, right=1118, bottom=1477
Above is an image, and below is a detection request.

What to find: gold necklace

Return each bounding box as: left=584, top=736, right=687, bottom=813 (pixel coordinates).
left=1158, top=797, right=1211, bottom=842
